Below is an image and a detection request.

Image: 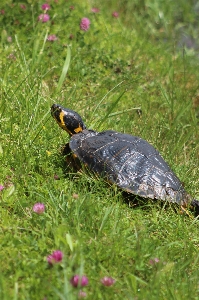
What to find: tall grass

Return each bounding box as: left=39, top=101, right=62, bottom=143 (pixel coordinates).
left=0, top=0, right=199, bottom=299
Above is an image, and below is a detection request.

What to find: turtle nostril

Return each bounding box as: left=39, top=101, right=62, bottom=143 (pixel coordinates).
left=51, top=105, right=61, bottom=119
left=51, top=104, right=58, bottom=112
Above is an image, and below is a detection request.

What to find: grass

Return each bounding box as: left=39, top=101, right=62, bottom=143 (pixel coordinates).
left=0, top=0, right=199, bottom=299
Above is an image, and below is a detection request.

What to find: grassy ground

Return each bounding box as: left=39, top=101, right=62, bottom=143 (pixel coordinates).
left=0, top=0, right=199, bottom=299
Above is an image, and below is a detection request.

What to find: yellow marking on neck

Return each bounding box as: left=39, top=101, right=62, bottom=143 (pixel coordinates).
left=58, top=111, right=72, bottom=135
left=59, top=111, right=67, bottom=129
left=74, top=125, right=83, bottom=133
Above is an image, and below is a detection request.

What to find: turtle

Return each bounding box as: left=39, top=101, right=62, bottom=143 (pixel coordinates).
left=51, top=103, right=199, bottom=213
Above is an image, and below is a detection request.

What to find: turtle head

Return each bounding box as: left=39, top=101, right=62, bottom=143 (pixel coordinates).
left=51, top=104, right=86, bottom=136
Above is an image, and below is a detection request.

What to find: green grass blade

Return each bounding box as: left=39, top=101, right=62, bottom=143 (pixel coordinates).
left=91, top=80, right=125, bottom=117
left=99, top=204, right=115, bottom=232
left=15, top=35, right=29, bottom=75
left=107, top=107, right=141, bottom=118
left=56, top=46, right=71, bottom=94
left=97, top=89, right=126, bottom=129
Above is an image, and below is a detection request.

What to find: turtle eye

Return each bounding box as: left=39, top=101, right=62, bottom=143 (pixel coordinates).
left=51, top=104, right=61, bottom=119
left=51, top=105, right=61, bottom=119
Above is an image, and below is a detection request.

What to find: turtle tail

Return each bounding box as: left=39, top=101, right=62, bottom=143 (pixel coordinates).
left=190, top=199, right=199, bottom=216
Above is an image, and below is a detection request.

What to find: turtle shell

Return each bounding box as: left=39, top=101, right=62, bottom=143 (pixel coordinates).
left=69, top=129, right=190, bottom=206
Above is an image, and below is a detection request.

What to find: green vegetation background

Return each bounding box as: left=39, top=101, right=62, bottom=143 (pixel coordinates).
left=0, top=0, right=199, bottom=299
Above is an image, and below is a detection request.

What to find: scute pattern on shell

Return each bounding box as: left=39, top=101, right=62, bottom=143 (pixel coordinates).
left=69, top=130, right=191, bottom=206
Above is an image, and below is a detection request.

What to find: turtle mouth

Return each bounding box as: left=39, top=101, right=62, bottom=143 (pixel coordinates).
left=51, top=104, right=65, bottom=129
left=51, top=104, right=61, bottom=120
left=51, top=104, right=73, bottom=134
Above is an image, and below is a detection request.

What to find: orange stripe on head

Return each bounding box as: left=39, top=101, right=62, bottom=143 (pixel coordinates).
left=58, top=111, right=73, bottom=135
left=74, top=124, right=83, bottom=133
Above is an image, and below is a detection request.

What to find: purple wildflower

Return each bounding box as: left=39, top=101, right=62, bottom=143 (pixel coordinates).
left=38, top=13, right=50, bottom=23
left=47, top=34, right=58, bottom=41
left=72, top=193, right=79, bottom=199
left=7, top=53, right=16, bottom=60
left=7, top=36, right=12, bottom=42
left=33, top=203, right=45, bottom=214
left=149, top=257, right=160, bottom=265
left=0, top=185, right=4, bottom=191
left=70, top=6, right=75, bottom=10
left=112, top=11, right=119, bottom=18
left=80, top=18, right=90, bottom=31
left=0, top=10, right=5, bottom=15
left=47, top=250, right=63, bottom=265
left=54, top=174, right=59, bottom=180
left=20, top=4, right=26, bottom=10
left=69, top=34, right=74, bottom=40
left=101, top=276, right=116, bottom=286
left=70, top=275, right=88, bottom=288
left=41, top=3, right=51, bottom=11
left=91, top=8, right=100, bottom=13
left=78, top=290, right=87, bottom=298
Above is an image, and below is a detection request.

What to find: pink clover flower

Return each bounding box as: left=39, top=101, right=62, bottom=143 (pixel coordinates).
left=101, top=276, right=116, bottom=286
left=47, top=250, right=63, bottom=264
left=80, top=18, right=90, bottom=31
left=33, top=203, right=45, bottom=214
left=38, top=13, right=50, bottom=23
left=112, top=12, right=119, bottom=18
left=70, top=275, right=88, bottom=287
left=41, top=3, right=51, bottom=11
left=47, top=34, right=58, bottom=41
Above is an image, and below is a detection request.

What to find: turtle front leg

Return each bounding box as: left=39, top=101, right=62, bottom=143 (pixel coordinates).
left=61, top=143, right=81, bottom=171
left=61, top=143, right=71, bottom=156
